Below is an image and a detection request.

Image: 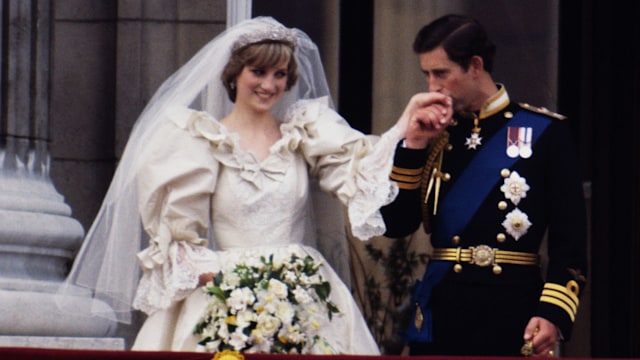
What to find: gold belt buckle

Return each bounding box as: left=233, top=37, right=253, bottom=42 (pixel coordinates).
left=469, top=245, right=495, bottom=267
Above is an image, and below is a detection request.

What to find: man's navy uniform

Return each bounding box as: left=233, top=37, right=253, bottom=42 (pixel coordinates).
left=381, top=86, right=588, bottom=356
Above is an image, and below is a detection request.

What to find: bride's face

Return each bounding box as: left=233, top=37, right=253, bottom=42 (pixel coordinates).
left=235, top=60, right=289, bottom=113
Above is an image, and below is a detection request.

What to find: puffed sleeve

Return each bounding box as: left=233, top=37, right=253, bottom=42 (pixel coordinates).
left=132, top=107, right=222, bottom=316
left=282, top=97, right=405, bottom=240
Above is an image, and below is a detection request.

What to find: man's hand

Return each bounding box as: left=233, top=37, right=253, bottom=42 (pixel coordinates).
left=523, top=316, right=558, bottom=357
left=397, top=92, right=453, bottom=149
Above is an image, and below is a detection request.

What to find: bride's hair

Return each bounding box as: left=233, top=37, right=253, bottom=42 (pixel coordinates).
left=221, top=41, right=299, bottom=102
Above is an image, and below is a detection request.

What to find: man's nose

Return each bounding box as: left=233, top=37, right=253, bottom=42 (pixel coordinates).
left=427, top=78, right=442, bottom=92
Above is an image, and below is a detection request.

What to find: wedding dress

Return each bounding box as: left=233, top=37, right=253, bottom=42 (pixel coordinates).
left=130, top=98, right=402, bottom=353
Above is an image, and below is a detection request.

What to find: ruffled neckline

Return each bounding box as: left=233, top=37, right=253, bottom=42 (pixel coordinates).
left=166, top=97, right=331, bottom=189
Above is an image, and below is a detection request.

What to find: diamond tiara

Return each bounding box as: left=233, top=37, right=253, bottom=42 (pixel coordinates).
left=232, top=25, right=297, bottom=52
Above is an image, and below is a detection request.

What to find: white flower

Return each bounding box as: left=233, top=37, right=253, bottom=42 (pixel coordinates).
left=236, top=309, right=258, bottom=329
left=293, top=257, right=305, bottom=267
left=256, top=312, right=281, bottom=337
left=220, top=272, right=241, bottom=290
left=194, top=254, right=340, bottom=354
left=216, top=321, right=230, bottom=340
left=275, top=300, right=295, bottom=324
left=283, top=270, right=298, bottom=284
left=502, top=208, right=532, bottom=240
left=292, top=286, right=313, bottom=305
left=229, top=329, right=250, bottom=351
left=304, top=273, right=322, bottom=285
left=279, top=324, right=306, bottom=345
left=227, top=287, right=255, bottom=313
left=500, top=171, right=530, bottom=205
left=268, top=278, right=289, bottom=299
left=247, top=330, right=273, bottom=353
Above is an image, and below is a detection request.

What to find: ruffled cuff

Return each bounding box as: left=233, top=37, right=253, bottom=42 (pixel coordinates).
left=348, top=125, right=404, bottom=240
left=133, top=221, right=218, bottom=315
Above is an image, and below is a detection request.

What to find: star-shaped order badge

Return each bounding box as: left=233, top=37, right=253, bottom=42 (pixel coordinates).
left=500, top=171, right=530, bottom=205
left=500, top=171, right=532, bottom=240
left=502, top=208, right=532, bottom=240
left=465, top=133, right=482, bottom=149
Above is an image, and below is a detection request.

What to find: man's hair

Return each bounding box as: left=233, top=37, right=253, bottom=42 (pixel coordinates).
left=413, top=14, right=496, bottom=73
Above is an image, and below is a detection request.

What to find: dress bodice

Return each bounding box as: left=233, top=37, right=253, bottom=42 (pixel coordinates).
left=211, top=147, right=312, bottom=249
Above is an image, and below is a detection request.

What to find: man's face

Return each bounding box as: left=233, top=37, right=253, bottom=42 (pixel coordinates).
left=418, top=47, right=475, bottom=113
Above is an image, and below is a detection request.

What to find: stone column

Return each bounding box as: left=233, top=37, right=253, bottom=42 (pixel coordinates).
left=0, top=0, right=119, bottom=348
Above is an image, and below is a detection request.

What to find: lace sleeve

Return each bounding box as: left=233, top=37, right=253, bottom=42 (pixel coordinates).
left=348, top=124, right=403, bottom=240
left=283, top=98, right=404, bottom=240
left=132, top=109, right=221, bottom=315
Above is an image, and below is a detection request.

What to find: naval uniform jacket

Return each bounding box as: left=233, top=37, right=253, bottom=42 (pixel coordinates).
left=381, top=90, right=588, bottom=355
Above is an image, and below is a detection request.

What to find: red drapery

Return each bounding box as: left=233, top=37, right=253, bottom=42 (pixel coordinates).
left=0, top=347, right=619, bottom=360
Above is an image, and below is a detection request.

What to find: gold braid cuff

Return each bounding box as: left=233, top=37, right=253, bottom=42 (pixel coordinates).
left=390, top=166, right=423, bottom=190
left=540, top=281, right=580, bottom=322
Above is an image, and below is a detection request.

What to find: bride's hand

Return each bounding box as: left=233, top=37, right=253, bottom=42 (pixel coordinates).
left=398, top=92, right=452, bottom=149
left=198, top=272, right=217, bottom=286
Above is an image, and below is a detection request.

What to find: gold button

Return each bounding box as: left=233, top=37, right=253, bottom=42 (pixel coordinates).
left=498, top=201, right=508, bottom=210
left=496, top=233, right=506, bottom=243
left=442, top=173, right=451, bottom=182
left=501, top=168, right=511, bottom=178
left=453, top=264, right=463, bottom=273
left=504, top=111, right=513, bottom=119
left=446, top=144, right=453, bottom=151
left=493, top=264, right=503, bottom=275
left=452, top=235, right=461, bottom=245
left=567, top=280, right=580, bottom=295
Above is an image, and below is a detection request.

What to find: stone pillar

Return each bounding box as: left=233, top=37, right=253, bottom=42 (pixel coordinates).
left=0, top=0, right=119, bottom=348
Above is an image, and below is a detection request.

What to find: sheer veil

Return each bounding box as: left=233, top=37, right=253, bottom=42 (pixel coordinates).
left=58, top=16, right=347, bottom=325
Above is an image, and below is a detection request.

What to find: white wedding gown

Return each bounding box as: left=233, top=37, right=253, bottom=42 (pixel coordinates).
left=130, top=97, right=402, bottom=354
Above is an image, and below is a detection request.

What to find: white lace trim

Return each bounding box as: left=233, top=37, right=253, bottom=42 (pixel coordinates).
left=134, top=218, right=217, bottom=315
left=349, top=125, right=403, bottom=240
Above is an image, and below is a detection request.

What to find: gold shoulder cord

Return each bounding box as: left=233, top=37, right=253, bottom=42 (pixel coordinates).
left=420, top=131, right=450, bottom=233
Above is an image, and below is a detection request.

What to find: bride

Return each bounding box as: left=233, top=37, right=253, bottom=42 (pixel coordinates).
left=60, top=16, right=451, bottom=354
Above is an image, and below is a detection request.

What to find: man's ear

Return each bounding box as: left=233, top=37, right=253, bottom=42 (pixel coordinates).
left=469, top=55, right=484, bottom=75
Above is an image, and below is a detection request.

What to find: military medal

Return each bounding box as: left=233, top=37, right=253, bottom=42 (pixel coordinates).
left=500, top=171, right=530, bottom=205
left=500, top=171, right=532, bottom=240
left=506, top=127, right=519, bottom=158
left=502, top=208, right=532, bottom=240
left=465, top=115, right=482, bottom=150
left=520, top=127, right=533, bottom=158
left=506, top=126, right=533, bottom=158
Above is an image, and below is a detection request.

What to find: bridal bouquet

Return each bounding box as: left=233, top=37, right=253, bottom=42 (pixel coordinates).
left=194, top=254, right=340, bottom=354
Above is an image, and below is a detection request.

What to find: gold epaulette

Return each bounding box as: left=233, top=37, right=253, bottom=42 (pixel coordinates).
left=420, top=131, right=450, bottom=234
left=519, top=102, right=567, bottom=120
